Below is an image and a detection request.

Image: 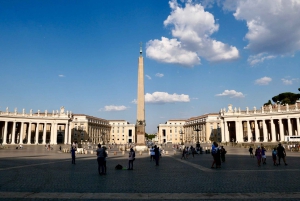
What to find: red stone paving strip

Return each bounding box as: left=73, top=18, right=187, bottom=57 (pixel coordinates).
left=1, top=192, right=300, bottom=199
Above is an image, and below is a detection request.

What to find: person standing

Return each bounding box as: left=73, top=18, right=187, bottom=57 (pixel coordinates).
left=154, top=145, right=160, bottom=166
left=128, top=148, right=135, bottom=170
left=71, top=146, right=76, bottom=164
left=255, top=146, right=262, bottom=167
left=261, top=146, right=267, bottom=165
left=277, top=143, right=288, bottom=165
left=150, top=146, right=155, bottom=161
left=211, top=142, right=218, bottom=168
left=96, top=144, right=105, bottom=175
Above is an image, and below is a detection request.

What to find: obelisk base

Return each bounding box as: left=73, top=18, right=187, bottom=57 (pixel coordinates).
left=135, top=145, right=148, bottom=151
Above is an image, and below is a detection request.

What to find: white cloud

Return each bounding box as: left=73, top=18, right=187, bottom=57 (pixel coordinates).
left=281, top=78, right=299, bottom=85
left=146, top=0, right=239, bottom=67
left=58, top=74, right=65, bottom=77
left=225, top=0, right=300, bottom=63
left=248, top=53, right=275, bottom=66
left=146, top=75, right=152, bottom=80
left=155, top=73, right=164, bottom=78
left=103, top=105, right=128, bottom=111
left=216, top=90, right=245, bottom=98
left=255, top=76, right=272, bottom=85
left=146, top=37, right=200, bottom=67
left=145, top=92, right=190, bottom=103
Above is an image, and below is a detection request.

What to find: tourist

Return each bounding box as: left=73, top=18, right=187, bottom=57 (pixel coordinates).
left=71, top=146, right=76, bottom=164
left=220, top=146, right=226, bottom=162
left=255, top=146, right=262, bottom=167
left=249, top=146, right=254, bottom=158
left=154, top=145, right=160, bottom=166
left=191, top=146, right=195, bottom=158
left=211, top=142, right=218, bottom=168
left=96, top=144, right=105, bottom=175
left=150, top=146, right=155, bottom=161
left=181, top=147, right=186, bottom=160
left=215, top=146, right=221, bottom=168
left=128, top=148, right=135, bottom=170
left=277, top=143, right=287, bottom=166
left=272, top=148, right=278, bottom=166
left=261, top=146, right=267, bottom=165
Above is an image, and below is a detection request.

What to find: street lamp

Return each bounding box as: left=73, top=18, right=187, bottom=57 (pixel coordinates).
left=179, top=129, right=184, bottom=145
left=194, top=125, right=202, bottom=150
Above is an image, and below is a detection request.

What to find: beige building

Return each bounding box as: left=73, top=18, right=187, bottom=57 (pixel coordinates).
left=109, top=120, right=136, bottom=144
left=157, top=120, right=186, bottom=144
left=184, top=113, right=221, bottom=143
left=220, top=103, right=300, bottom=143
left=70, top=114, right=111, bottom=145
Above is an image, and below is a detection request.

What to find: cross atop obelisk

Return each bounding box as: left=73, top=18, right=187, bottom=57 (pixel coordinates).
left=136, top=42, right=146, bottom=147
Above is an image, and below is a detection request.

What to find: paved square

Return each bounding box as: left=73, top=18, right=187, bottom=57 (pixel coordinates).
left=0, top=144, right=300, bottom=200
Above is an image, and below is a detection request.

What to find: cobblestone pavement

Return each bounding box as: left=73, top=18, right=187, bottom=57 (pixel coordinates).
left=0, top=144, right=300, bottom=200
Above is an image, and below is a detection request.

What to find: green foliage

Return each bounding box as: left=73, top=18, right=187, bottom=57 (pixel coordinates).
left=145, top=133, right=156, bottom=140
left=263, top=100, right=272, bottom=106
left=271, top=92, right=300, bottom=105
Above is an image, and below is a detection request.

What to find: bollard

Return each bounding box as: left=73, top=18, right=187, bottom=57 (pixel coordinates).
left=114, top=151, right=117, bottom=155
left=91, top=150, right=93, bottom=154
left=165, top=151, right=168, bottom=155
left=139, top=151, right=142, bottom=155
left=122, top=151, right=125, bottom=155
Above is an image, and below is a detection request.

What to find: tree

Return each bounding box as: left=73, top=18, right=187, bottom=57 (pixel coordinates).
left=271, top=92, right=300, bottom=105
left=263, top=100, right=272, bottom=106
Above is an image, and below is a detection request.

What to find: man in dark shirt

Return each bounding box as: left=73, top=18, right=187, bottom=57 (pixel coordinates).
left=277, top=143, right=287, bottom=165
left=71, top=147, right=76, bottom=164
left=154, top=145, right=160, bottom=166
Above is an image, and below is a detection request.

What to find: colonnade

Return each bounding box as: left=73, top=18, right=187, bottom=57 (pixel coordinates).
left=88, top=126, right=110, bottom=144
left=0, top=120, right=71, bottom=145
left=222, top=117, right=300, bottom=143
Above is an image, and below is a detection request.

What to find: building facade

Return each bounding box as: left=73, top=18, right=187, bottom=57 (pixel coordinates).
left=157, top=120, right=186, bottom=144
left=109, top=120, right=136, bottom=144
left=184, top=114, right=221, bottom=143
left=0, top=107, right=71, bottom=145
left=70, top=114, right=111, bottom=145
left=220, top=103, right=300, bottom=143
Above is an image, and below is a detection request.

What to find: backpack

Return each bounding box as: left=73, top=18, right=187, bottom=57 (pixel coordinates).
left=115, top=164, right=123, bottom=170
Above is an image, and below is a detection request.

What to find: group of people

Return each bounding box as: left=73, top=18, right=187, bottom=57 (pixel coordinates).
left=181, top=146, right=196, bottom=159
left=149, top=145, right=161, bottom=166
left=251, top=143, right=288, bottom=167
left=211, top=142, right=226, bottom=168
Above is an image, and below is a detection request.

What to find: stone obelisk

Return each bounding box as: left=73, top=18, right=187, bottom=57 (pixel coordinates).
left=136, top=43, right=146, bottom=150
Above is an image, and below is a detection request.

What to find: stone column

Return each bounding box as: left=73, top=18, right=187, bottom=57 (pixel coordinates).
left=64, top=123, right=69, bottom=144
left=20, top=122, right=24, bottom=144
left=296, top=118, right=300, bottom=136
left=28, top=123, right=32, bottom=144
left=224, top=121, right=229, bottom=142
left=247, top=120, right=251, bottom=142
left=236, top=121, right=243, bottom=142
left=279, top=119, right=284, bottom=141
left=42, top=123, right=47, bottom=144
left=288, top=118, right=293, bottom=136
left=3, top=121, right=8, bottom=145
left=262, top=120, right=268, bottom=142
left=255, top=120, right=259, bottom=141
left=53, top=123, right=57, bottom=145
left=68, top=123, right=72, bottom=144
left=11, top=121, right=16, bottom=144
left=35, top=123, right=39, bottom=144
left=271, top=119, right=276, bottom=142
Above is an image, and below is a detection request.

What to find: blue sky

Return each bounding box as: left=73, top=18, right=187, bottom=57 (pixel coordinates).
left=1, top=0, right=300, bottom=133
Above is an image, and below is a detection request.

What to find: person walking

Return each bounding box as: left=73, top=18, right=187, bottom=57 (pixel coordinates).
left=181, top=147, right=186, bottom=159
left=220, top=146, right=226, bottom=163
left=154, top=145, right=160, bottom=166
left=128, top=148, right=135, bottom=170
left=211, top=142, right=218, bottom=168
left=150, top=146, right=155, bottom=161
left=277, top=143, right=287, bottom=165
left=261, top=146, right=267, bottom=165
left=249, top=146, right=254, bottom=158
left=272, top=148, right=278, bottom=166
left=71, top=146, right=76, bottom=164
left=255, top=146, right=262, bottom=167
left=96, top=144, right=105, bottom=175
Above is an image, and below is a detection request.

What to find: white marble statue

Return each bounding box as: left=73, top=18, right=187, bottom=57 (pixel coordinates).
left=30, top=109, right=32, bottom=115
left=45, top=110, right=48, bottom=116
left=246, top=107, right=249, bottom=114
left=22, top=108, right=25, bottom=114
left=286, top=103, right=289, bottom=111
left=6, top=107, right=8, bottom=113
left=14, top=108, right=17, bottom=114
left=60, top=106, right=65, bottom=114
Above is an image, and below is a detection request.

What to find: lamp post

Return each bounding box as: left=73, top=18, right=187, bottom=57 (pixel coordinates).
left=179, top=129, right=184, bottom=145
left=194, top=126, right=202, bottom=151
